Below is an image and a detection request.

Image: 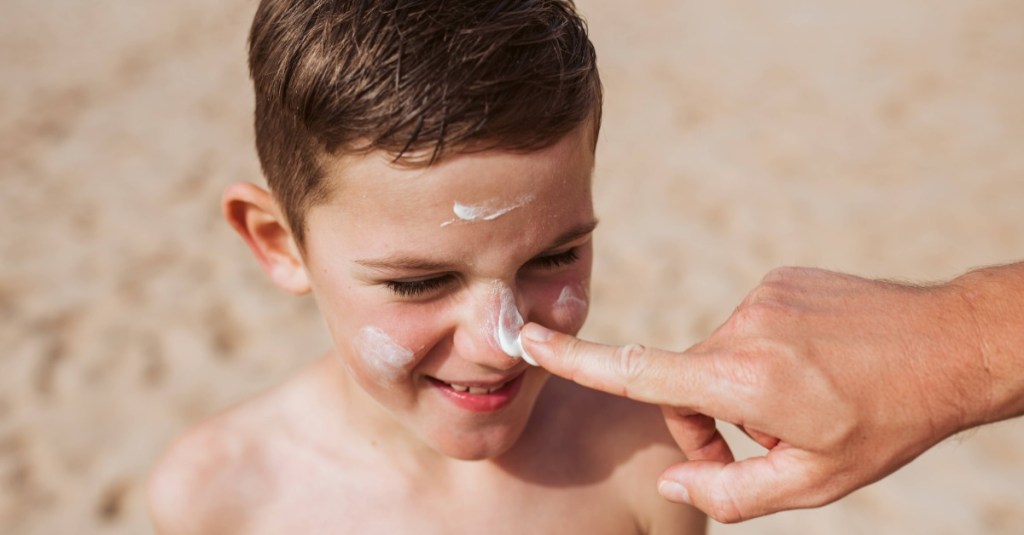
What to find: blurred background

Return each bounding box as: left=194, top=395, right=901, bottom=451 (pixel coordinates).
left=1, top=0, right=1021, bottom=533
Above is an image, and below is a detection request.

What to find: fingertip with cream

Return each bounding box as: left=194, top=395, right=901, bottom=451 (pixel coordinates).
left=512, top=332, right=539, bottom=367
left=519, top=323, right=557, bottom=366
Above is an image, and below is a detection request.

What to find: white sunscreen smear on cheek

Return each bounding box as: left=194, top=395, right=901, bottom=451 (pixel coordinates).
left=440, top=194, right=536, bottom=227
left=555, top=285, right=589, bottom=311
left=354, top=326, right=416, bottom=379
left=551, top=285, right=589, bottom=333
left=493, top=283, right=539, bottom=366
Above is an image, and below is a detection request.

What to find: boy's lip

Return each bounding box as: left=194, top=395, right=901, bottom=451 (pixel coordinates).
left=426, top=371, right=527, bottom=413
left=427, top=368, right=527, bottom=390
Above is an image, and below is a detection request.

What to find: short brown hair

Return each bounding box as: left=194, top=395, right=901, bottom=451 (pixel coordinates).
left=248, top=0, right=602, bottom=246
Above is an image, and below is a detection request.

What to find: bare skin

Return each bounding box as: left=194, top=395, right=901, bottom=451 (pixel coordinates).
left=147, top=355, right=706, bottom=534
left=521, top=263, right=1024, bottom=523
left=148, top=125, right=706, bottom=534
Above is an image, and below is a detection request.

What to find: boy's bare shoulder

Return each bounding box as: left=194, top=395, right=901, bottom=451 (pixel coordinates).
left=148, top=416, right=253, bottom=534
left=148, top=394, right=281, bottom=534
left=147, top=361, right=324, bottom=535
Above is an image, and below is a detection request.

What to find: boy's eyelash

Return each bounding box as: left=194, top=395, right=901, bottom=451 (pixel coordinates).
left=384, top=275, right=454, bottom=297
left=533, top=248, right=580, bottom=269
left=383, top=249, right=579, bottom=297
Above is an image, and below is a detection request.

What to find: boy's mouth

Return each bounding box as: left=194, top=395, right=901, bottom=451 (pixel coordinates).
left=426, top=372, right=526, bottom=412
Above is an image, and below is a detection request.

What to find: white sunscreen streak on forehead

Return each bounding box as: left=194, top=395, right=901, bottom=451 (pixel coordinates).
left=440, top=194, right=536, bottom=227
left=355, top=326, right=415, bottom=378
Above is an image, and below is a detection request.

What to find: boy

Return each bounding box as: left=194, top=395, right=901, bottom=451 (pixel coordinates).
left=149, top=0, right=706, bottom=533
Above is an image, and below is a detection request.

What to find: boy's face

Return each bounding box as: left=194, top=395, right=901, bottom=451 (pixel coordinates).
left=302, top=124, right=596, bottom=460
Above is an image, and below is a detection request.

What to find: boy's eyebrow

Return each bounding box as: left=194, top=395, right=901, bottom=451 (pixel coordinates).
left=354, top=219, right=600, bottom=272
left=354, top=256, right=455, bottom=272
left=544, top=219, right=600, bottom=252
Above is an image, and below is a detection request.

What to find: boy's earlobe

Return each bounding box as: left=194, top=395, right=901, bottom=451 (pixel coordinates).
left=222, top=182, right=311, bottom=295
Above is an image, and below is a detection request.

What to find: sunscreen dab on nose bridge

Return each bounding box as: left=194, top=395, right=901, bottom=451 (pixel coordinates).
left=492, top=282, right=538, bottom=366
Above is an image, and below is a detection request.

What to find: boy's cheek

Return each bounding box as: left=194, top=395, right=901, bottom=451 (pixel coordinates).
left=337, top=306, right=445, bottom=385
left=546, top=281, right=590, bottom=334
left=526, top=273, right=590, bottom=336
left=349, top=323, right=418, bottom=383
left=547, top=253, right=593, bottom=334
left=349, top=305, right=439, bottom=350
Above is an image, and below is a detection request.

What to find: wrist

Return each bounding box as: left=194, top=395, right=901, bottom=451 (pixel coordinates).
left=949, top=263, right=1024, bottom=427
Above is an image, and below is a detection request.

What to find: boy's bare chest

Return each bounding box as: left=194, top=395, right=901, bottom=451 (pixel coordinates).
left=244, top=454, right=639, bottom=535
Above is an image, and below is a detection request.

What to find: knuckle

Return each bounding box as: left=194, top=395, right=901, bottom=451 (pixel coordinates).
left=727, top=300, right=781, bottom=336
left=716, top=273, right=803, bottom=340
left=561, top=335, right=583, bottom=360
left=615, top=343, right=648, bottom=388
left=738, top=299, right=774, bottom=323
left=740, top=282, right=776, bottom=309
left=761, top=266, right=795, bottom=284
left=561, top=336, right=590, bottom=374
left=762, top=265, right=820, bottom=284
left=762, top=265, right=802, bottom=283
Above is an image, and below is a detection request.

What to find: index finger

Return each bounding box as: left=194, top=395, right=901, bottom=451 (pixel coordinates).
left=520, top=322, right=723, bottom=411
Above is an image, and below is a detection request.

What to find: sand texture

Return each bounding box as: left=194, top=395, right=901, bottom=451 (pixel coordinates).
left=2, top=0, right=1022, bottom=533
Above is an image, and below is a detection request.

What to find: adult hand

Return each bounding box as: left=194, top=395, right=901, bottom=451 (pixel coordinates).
left=521, top=265, right=1024, bottom=523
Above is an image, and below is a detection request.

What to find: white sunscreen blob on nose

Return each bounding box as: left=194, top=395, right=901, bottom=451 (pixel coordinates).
left=440, top=194, right=536, bottom=227
left=355, top=326, right=416, bottom=378
left=493, top=283, right=539, bottom=366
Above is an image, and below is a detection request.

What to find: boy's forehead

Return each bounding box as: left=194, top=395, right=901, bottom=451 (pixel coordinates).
left=316, top=124, right=596, bottom=213
left=298, top=131, right=596, bottom=268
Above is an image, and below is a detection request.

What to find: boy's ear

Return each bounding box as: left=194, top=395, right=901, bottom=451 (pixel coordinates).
left=222, top=182, right=311, bottom=295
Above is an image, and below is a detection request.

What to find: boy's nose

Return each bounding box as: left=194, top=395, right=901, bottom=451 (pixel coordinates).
left=453, top=281, right=528, bottom=370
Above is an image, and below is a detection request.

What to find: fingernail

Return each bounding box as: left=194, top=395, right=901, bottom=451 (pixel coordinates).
left=658, top=480, right=691, bottom=504
left=515, top=333, right=540, bottom=367
left=521, top=322, right=554, bottom=342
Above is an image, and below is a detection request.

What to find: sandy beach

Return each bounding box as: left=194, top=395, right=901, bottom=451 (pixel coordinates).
left=2, top=0, right=1022, bottom=533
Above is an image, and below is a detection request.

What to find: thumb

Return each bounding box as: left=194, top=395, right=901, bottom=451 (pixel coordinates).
left=657, top=451, right=821, bottom=523
left=520, top=323, right=711, bottom=408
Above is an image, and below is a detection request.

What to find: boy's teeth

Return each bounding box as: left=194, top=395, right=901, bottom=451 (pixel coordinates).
left=447, top=382, right=503, bottom=394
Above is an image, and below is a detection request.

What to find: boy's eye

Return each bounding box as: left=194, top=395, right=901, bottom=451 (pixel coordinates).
left=384, top=275, right=454, bottom=297
left=381, top=249, right=580, bottom=297
left=531, top=248, right=580, bottom=269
